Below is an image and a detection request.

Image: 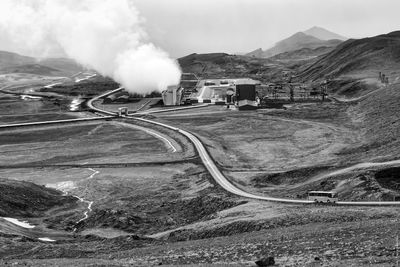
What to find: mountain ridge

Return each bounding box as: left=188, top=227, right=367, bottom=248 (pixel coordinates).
left=303, top=26, right=347, bottom=41
left=246, top=26, right=345, bottom=58
left=0, top=50, right=84, bottom=76
left=297, top=30, right=400, bottom=81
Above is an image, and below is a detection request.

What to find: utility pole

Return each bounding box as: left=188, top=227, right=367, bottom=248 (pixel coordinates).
left=289, top=84, right=294, bottom=102
left=320, top=81, right=327, bottom=101
left=396, top=235, right=399, bottom=267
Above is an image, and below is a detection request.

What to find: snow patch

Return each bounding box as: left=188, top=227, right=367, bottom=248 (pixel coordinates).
left=2, top=217, right=35, bottom=228
left=46, top=181, right=76, bottom=193
left=38, top=237, right=56, bottom=242
left=43, top=82, right=61, bottom=88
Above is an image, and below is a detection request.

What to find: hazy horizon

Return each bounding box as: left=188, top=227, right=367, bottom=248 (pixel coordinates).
left=0, top=0, right=399, bottom=59
left=134, top=0, right=400, bottom=57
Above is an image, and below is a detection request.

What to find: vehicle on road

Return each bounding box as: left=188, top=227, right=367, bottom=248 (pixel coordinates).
left=308, top=191, right=338, bottom=203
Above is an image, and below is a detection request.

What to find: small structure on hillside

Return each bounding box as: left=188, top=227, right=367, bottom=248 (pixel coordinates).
left=118, top=107, right=128, bottom=117
left=103, top=94, right=119, bottom=104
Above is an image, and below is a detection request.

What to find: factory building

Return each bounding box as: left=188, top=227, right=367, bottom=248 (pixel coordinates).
left=160, top=73, right=199, bottom=106
left=235, top=80, right=258, bottom=110
left=161, top=85, right=185, bottom=106
left=160, top=75, right=259, bottom=109
left=187, top=78, right=259, bottom=106
left=180, top=73, right=199, bottom=98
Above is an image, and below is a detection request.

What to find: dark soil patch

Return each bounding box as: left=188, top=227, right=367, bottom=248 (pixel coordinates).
left=375, top=167, right=400, bottom=191
left=251, top=166, right=331, bottom=187
left=166, top=208, right=396, bottom=241
left=0, top=178, right=76, bottom=217
left=328, top=78, right=378, bottom=97
left=74, top=193, right=245, bottom=235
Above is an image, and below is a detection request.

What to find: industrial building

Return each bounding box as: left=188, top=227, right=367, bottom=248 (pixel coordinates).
left=159, top=75, right=260, bottom=110
left=160, top=73, right=199, bottom=106
left=235, top=80, right=258, bottom=110
left=161, top=85, right=185, bottom=106
left=186, top=78, right=259, bottom=109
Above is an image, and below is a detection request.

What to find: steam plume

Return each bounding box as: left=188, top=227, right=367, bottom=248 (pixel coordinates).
left=0, top=0, right=181, bottom=94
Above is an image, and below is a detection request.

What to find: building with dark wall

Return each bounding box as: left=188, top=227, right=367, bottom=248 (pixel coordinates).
left=235, top=81, right=258, bottom=110
left=236, top=84, right=256, bottom=101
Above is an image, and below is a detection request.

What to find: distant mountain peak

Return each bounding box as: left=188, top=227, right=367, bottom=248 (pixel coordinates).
left=291, top=31, right=312, bottom=37
left=303, top=26, right=347, bottom=41
left=308, top=26, right=325, bottom=31
left=245, top=26, right=346, bottom=58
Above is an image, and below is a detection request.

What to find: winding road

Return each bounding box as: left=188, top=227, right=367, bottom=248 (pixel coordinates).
left=86, top=88, right=400, bottom=206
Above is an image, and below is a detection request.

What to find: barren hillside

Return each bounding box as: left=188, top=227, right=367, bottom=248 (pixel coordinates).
left=298, top=31, right=400, bottom=82
left=178, top=52, right=290, bottom=82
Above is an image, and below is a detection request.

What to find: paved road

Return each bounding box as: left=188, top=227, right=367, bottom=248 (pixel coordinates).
left=83, top=88, right=400, bottom=206
left=130, top=117, right=400, bottom=206
left=131, top=116, right=314, bottom=204
left=85, top=87, right=124, bottom=115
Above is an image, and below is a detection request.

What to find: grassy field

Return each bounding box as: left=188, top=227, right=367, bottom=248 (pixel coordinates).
left=0, top=98, right=64, bottom=116
left=0, top=121, right=183, bottom=166
left=0, top=112, right=78, bottom=125
left=154, top=101, right=400, bottom=201
left=156, top=104, right=359, bottom=171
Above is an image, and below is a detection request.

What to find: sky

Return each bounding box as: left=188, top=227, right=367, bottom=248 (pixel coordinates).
left=133, top=0, right=400, bottom=58
left=0, top=0, right=399, bottom=59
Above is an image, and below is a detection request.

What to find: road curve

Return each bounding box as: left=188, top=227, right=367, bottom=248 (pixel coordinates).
left=88, top=90, right=400, bottom=206
left=86, top=87, right=124, bottom=115
left=131, top=116, right=313, bottom=204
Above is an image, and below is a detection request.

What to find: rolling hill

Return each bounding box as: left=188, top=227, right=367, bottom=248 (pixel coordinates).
left=268, top=46, right=337, bottom=62
left=178, top=52, right=287, bottom=82
left=0, top=64, right=61, bottom=76
left=0, top=51, right=35, bottom=69
left=0, top=50, right=84, bottom=76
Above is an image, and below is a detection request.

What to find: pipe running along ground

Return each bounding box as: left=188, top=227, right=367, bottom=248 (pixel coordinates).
left=79, top=88, right=400, bottom=206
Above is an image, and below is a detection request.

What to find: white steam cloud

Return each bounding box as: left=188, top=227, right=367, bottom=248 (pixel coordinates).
left=0, top=0, right=181, bottom=94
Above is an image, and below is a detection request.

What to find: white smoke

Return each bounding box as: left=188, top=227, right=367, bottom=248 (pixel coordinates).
left=0, top=0, right=181, bottom=94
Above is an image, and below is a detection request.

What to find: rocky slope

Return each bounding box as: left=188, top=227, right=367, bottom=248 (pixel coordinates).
left=178, top=52, right=289, bottom=82
left=269, top=46, right=337, bottom=61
